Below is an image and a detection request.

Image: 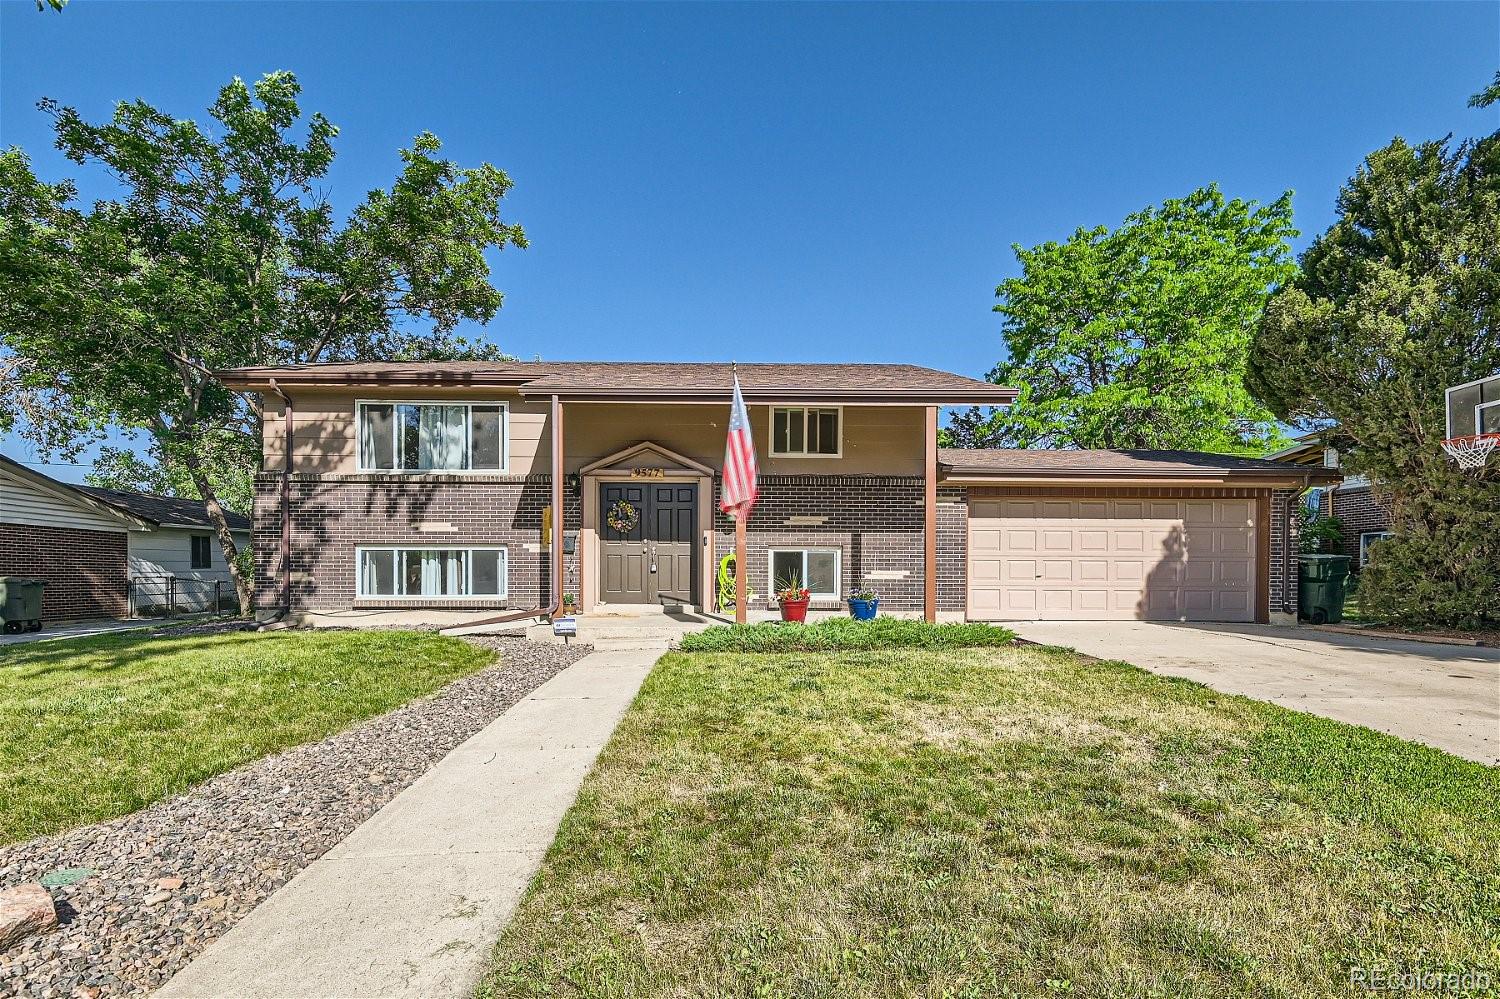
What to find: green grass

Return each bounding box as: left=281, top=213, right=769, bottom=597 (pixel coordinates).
left=481, top=645, right=1499, bottom=998
left=0, top=628, right=493, bottom=844
left=677, top=617, right=1017, bottom=653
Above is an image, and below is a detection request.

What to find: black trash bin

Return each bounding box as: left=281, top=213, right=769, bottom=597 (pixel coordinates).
left=1298, top=555, right=1351, bottom=624
left=0, top=577, right=46, bottom=633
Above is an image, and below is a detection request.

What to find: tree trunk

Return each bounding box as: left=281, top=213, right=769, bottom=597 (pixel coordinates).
left=182, top=450, right=255, bottom=617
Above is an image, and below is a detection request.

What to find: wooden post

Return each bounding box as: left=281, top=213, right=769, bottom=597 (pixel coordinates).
left=924, top=405, right=938, bottom=623
left=735, top=514, right=747, bottom=624
left=551, top=395, right=565, bottom=614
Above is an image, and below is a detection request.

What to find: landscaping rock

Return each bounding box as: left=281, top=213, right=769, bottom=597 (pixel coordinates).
left=0, top=637, right=590, bottom=997
left=0, top=884, right=58, bottom=951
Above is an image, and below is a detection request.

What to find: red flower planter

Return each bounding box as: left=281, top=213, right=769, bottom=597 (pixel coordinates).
left=778, top=597, right=810, bottom=623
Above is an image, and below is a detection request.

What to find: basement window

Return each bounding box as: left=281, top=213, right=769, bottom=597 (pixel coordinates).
left=768, top=548, right=840, bottom=600
left=357, top=547, right=508, bottom=599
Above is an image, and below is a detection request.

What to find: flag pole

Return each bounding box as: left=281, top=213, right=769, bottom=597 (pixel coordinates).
left=733, top=361, right=748, bottom=624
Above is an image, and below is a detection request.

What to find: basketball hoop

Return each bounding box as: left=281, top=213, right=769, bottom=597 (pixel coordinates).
left=1441, top=433, right=1499, bottom=471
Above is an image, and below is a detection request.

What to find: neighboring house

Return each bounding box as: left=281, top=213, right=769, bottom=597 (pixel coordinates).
left=220, top=361, right=1339, bottom=626
left=0, top=454, right=250, bottom=621
left=1267, top=433, right=1393, bottom=570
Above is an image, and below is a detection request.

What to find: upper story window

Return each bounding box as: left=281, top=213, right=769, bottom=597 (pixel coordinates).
left=771, top=407, right=840, bottom=456
left=357, top=401, right=508, bottom=472
left=190, top=535, right=212, bottom=569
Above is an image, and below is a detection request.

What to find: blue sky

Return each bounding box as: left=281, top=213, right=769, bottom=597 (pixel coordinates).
left=2, top=1, right=1496, bottom=482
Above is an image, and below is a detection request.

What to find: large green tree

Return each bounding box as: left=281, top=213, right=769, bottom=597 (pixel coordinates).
left=0, top=72, right=526, bottom=614
left=947, top=185, right=1296, bottom=452
left=1246, top=104, right=1499, bottom=629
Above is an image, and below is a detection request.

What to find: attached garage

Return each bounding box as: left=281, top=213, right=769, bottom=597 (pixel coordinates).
left=967, top=494, right=1257, bottom=622
left=940, top=449, right=1343, bottom=625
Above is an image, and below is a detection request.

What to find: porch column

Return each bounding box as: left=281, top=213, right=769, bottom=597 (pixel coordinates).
left=924, top=405, right=937, bottom=623
left=551, top=395, right=564, bottom=613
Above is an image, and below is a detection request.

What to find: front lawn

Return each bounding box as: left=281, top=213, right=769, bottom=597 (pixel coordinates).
left=483, top=645, right=1498, bottom=998
left=0, top=628, right=493, bottom=844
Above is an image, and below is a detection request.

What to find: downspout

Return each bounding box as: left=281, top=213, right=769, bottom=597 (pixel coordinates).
left=440, top=394, right=564, bottom=634
left=268, top=378, right=294, bottom=623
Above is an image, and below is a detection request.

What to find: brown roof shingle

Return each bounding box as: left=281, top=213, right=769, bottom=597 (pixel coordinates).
left=939, top=448, right=1342, bottom=482
left=216, top=361, right=1016, bottom=404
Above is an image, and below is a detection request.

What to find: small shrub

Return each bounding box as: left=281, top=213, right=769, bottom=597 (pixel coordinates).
left=678, top=616, right=1016, bottom=653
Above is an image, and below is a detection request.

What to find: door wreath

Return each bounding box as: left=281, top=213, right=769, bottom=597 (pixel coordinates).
left=606, top=498, right=639, bottom=534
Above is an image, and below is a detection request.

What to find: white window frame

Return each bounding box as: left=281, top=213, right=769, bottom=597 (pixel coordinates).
left=1359, top=532, right=1393, bottom=565
left=355, top=399, right=510, bottom=474
left=768, top=406, right=843, bottom=457
left=767, top=547, right=841, bottom=601
left=355, top=545, right=509, bottom=600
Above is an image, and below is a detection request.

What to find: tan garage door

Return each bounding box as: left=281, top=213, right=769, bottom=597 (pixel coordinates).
left=968, top=496, right=1257, bottom=622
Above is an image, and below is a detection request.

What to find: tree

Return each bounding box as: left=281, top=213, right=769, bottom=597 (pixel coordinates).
left=945, top=185, right=1297, bottom=452
left=0, top=72, right=527, bottom=614
left=1246, top=115, right=1500, bottom=629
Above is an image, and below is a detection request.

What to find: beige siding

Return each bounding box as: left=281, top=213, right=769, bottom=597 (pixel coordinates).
left=0, top=466, right=133, bottom=533
left=266, top=389, right=926, bottom=476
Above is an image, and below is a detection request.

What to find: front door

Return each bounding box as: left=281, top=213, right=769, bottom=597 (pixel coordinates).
left=599, top=481, right=698, bottom=604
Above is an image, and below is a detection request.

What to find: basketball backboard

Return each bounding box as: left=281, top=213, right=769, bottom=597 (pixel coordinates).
left=1445, top=373, right=1500, bottom=439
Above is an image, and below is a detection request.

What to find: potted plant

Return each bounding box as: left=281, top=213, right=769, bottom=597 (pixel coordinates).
left=847, top=582, right=879, bottom=621
left=774, top=572, right=811, bottom=623
left=561, top=592, right=579, bottom=616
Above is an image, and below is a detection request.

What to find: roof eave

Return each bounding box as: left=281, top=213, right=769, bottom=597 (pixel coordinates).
left=520, top=388, right=1019, bottom=405
left=940, top=469, right=1343, bottom=487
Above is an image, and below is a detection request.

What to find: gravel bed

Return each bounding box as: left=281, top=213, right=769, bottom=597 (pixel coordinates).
left=0, top=636, right=591, bottom=998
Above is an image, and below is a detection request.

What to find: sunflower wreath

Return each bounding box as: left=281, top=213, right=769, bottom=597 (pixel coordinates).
left=606, top=498, right=640, bottom=534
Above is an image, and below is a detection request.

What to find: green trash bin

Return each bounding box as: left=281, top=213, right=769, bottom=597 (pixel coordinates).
left=1298, top=555, right=1351, bottom=624
left=0, top=577, right=46, bottom=633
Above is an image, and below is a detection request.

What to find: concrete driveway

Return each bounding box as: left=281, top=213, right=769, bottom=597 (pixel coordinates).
left=1010, top=621, right=1499, bottom=765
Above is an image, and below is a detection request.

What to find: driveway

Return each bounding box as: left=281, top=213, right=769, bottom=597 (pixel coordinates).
left=1010, top=621, right=1499, bottom=765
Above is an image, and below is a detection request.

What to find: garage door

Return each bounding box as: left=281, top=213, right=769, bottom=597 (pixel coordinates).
left=967, top=496, right=1257, bottom=622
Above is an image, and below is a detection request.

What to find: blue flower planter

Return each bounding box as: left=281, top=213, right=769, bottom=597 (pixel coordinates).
left=848, top=597, right=879, bottom=621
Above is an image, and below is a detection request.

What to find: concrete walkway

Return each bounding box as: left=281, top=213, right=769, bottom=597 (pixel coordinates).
left=1011, top=621, right=1500, bottom=765
left=157, top=646, right=660, bottom=999
left=0, top=617, right=165, bottom=646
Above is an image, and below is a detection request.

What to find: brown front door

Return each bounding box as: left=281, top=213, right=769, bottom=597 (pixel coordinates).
left=599, top=481, right=698, bottom=605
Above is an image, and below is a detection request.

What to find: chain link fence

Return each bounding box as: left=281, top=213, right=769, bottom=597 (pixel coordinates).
left=128, top=576, right=237, bottom=618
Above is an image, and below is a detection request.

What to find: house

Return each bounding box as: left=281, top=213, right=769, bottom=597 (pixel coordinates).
left=219, top=361, right=1341, bottom=626
left=0, top=454, right=251, bottom=621
left=1266, top=433, right=1393, bottom=569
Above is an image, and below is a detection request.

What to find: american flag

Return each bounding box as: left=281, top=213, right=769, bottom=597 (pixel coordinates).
left=720, top=370, right=759, bottom=519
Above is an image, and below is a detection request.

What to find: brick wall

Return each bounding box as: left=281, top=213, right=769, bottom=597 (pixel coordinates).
left=0, top=523, right=128, bottom=621
left=253, top=473, right=581, bottom=612
left=712, top=475, right=928, bottom=611
left=937, top=487, right=967, bottom=613
left=1327, top=486, right=1393, bottom=569
left=1269, top=486, right=1300, bottom=616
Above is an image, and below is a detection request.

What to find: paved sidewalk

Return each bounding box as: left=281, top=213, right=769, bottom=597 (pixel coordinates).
left=157, top=647, right=660, bottom=999
left=1012, top=621, right=1499, bottom=764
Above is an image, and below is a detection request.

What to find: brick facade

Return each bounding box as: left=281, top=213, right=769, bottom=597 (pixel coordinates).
left=253, top=473, right=581, bottom=613
left=253, top=472, right=1300, bottom=624
left=0, top=523, right=128, bottom=621
left=1321, top=485, right=1393, bottom=569
left=712, top=475, right=928, bottom=612
left=1269, top=486, right=1300, bottom=617
left=936, top=486, right=968, bottom=614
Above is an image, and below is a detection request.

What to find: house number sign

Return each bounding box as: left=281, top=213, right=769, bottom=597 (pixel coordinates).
left=629, top=467, right=666, bottom=479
